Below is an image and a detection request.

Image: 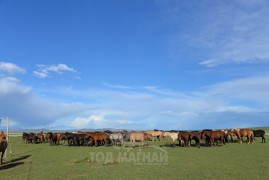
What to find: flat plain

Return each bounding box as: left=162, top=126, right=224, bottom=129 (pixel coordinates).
left=1, top=133, right=268, bottom=180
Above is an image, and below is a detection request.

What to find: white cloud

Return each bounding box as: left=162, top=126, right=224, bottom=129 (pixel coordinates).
left=0, top=76, right=31, bottom=95
left=45, top=64, right=77, bottom=73
left=1, top=72, right=269, bottom=130
left=33, top=71, right=48, bottom=78
left=34, top=63, right=77, bottom=78
left=49, top=77, right=268, bottom=130
left=70, top=114, right=132, bottom=129
left=0, top=76, right=92, bottom=128
left=71, top=114, right=104, bottom=128
left=0, top=62, right=26, bottom=74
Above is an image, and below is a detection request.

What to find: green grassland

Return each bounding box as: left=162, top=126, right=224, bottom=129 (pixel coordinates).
left=1, top=135, right=269, bottom=180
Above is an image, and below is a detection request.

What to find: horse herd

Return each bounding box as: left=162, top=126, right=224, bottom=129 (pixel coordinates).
left=0, top=128, right=266, bottom=164
left=21, top=128, right=266, bottom=149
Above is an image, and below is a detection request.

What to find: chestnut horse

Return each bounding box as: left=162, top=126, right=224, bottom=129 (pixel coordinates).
left=209, top=130, right=225, bottom=146
left=146, top=130, right=164, bottom=141
left=87, top=132, right=109, bottom=147
left=0, top=131, right=8, bottom=164
left=231, top=128, right=254, bottom=144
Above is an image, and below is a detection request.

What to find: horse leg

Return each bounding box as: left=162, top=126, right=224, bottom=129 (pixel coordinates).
left=184, top=139, right=187, bottom=147
left=211, top=139, right=214, bottom=147
left=197, top=139, right=201, bottom=148
left=247, top=136, right=250, bottom=144
left=1, top=151, right=4, bottom=164
left=104, top=139, right=107, bottom=146
left=238, top=136, right=242, bottom=144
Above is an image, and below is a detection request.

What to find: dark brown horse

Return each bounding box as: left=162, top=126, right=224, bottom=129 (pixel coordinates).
left=0, top=131, right=8, bottom=164
left=189, top=131, right=201, bottom=148
left=178, top=131, right=191, bottom=147
left=252, top=129, right=266, bottom=143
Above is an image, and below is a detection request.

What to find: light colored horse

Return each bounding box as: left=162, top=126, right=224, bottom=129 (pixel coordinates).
left=129, top=132, right=144, bottom=147
left=109, top=132, right=124, bottom=146
left=164, top=132, right=178, bottom=147
left=231, top=128, right=254, bottom=144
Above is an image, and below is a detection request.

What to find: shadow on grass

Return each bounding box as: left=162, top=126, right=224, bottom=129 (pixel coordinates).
left=160, top=143, right=180, bottom=148
left=0, top=162, right=24, bottom=170
left=11, top=155, right=31, bottom=163
left=123, top=144, right=150, bottom=148
left=160, top=143, right=226, bottom=148
left=0, top=155, right=31, bottom=170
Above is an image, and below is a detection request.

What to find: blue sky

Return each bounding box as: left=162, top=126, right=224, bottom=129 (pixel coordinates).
left=0, top=0, right=269, bottom=130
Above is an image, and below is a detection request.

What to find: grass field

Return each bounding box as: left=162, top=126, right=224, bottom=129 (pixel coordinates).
left=1, top=135, right=269, bottom=180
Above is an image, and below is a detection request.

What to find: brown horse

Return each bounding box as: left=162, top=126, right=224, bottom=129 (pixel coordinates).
left=189, top=131, right=201, bottom=148
left=36, top=133, right=45, bottom=143
left=178, top=131, right=191, bottom=147
left=129, top=132, right=145, bottom=147
left=0, top=131, right=8, bottom=164
left=231, top=128, right=254, bottom=144
left=87, top=132, right=108, bottom=147
left=209, top=130, right=225, bottom=146
left=201, top=129, right=213, bottom=146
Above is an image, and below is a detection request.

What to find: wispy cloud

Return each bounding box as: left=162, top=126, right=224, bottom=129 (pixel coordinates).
left=102, top=82, right=133, bottom=89
left=198, top=0, right=269, bottom=67
left=202, top=74, right=269, bottom=104
left=1, top=72, right=268, bottom=130
left=45, top=74, right=269, bottom=130
left=0, top=62, right=26, bottom=74
left=34, top=63, right=78, bottom=78
left=33, top=71, right=48, bottom=78
left=161, top=0, right=269, bottom=67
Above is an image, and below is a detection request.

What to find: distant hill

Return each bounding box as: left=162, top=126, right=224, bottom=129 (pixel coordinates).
left=1, top=126, right=268, bottom=133
left=0, top=127, right=136, bottom=133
